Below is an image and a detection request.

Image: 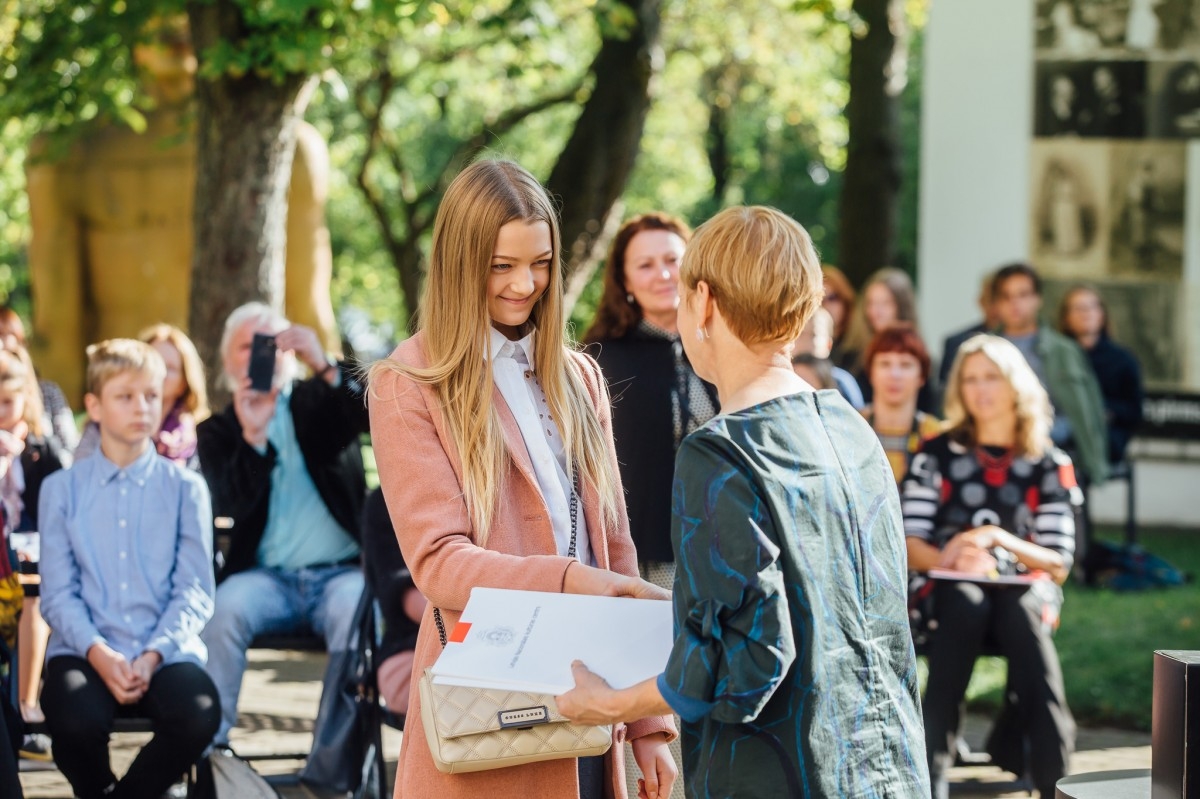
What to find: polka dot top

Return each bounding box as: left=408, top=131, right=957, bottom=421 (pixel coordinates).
left=899, top=432, right=1079, bottom=573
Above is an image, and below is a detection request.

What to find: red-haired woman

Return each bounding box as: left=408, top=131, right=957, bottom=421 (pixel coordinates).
left=861, top=324, right=942, bottom=483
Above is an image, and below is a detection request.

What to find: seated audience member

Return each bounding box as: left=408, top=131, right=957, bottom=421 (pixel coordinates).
left=939, top=270, right=999, bottom=391
left=582, top=212, right=717, bottom=580
left=793, top=306, right=864, bottom=408
left=843, top=268, right=938, bottom=412
left=1058, top=286, right=1142, bottom=464
left=39, top=339, right=219, bottom=799
left=821, top=265, right=857, bottom=369
left=860, top=324, right=942, bottom=483
left=0, top=306, right=78, bottom=454
left=902, top=334, right=1077, bottom=799
left=991, top=262, right=1108, bottom=484
left=361, top=487, right=423, bottom=716
left=198, top=303, right=368, bottom=778
left=77, top=324, right=210, bottom=469
left=0, top=349, right=67, bottom=760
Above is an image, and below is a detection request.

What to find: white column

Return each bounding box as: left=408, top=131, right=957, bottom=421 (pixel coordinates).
left=917, top=0, right=1034, bottom=353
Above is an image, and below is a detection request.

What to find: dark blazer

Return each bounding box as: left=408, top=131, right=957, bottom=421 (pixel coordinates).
left=197, top=366, right=370, bottom=581
left=1084, top=333, right=1143, bottom=463
left=588, top=330, right=718, bottom=563
left=938, top=321, right=989, bottom=389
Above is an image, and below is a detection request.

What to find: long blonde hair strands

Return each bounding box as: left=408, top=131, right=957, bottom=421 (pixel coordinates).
left=369, top=160, right=620, bottom=546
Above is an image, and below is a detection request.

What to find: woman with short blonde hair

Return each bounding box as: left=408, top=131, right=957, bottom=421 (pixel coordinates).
left=558, top=206, right=929, bottom=797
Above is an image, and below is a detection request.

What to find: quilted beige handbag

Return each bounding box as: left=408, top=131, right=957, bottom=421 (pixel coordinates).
left=418, top=475, right=612, bottom=773
left=418, top=668, right=612, bottom=773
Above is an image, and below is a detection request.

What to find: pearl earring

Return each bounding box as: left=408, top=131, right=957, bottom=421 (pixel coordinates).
left=626, top=293, right=635, bottom=305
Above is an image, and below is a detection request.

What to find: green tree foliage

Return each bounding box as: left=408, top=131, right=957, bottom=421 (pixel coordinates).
left=0, top=0, right=369, bottom=138
left=321, top=0, right=601, bottom=323
left=2, top=0, right=928, bottom=346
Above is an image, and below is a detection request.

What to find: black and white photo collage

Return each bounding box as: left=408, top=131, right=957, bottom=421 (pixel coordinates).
left=1031, top=0, right=1200, bottom=386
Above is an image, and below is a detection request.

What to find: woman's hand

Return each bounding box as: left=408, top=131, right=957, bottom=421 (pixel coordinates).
left=557, top=663, right=674, bottom=724
left=937, top=531, right=998, bottom=575
left=556, top=661, right=624, bottom=725
left=631, top=732, right=678, bottom=799
left=969, top=524, right=1069, bottom=584
left=564, top=561, right=670, bottom=601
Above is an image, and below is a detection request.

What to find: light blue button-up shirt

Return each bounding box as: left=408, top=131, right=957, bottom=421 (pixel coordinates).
left=39, top=443, right=215, bottom=667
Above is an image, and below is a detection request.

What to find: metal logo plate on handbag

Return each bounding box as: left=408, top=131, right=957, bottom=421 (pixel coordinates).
left=497, top=706, right=550, bottom=729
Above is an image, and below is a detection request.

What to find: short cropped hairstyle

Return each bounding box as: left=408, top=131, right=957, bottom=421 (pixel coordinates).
left=219, top=302, right=289, bottom=364
left=86, top=339, right=166, bottom=397
left=681, top=206, right=823, bottom=346
left=218, top=302, right=295, bottom=389
left=992, top=262, right=1043, bottom=299
left=864, top=323, right=932, bottom=383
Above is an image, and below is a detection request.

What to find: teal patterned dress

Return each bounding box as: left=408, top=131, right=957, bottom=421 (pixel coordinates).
left=656, top=391, right=929, bottom=798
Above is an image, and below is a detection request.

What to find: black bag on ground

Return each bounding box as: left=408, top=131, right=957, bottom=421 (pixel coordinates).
left=298, top=588, right=385, bottom=796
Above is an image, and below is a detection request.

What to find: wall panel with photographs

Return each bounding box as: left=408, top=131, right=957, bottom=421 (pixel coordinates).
left=1033, top=0, right=1200, bottom=389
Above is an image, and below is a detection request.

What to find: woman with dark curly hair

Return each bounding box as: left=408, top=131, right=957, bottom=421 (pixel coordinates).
left=583, top=213, right=718, bottom=590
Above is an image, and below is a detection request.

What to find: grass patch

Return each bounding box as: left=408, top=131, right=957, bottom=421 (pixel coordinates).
left=950, top=525, right=1200, bottom=731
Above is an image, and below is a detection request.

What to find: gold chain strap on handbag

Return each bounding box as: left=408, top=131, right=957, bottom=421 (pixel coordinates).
left=418, top=471, right=613, bottom=773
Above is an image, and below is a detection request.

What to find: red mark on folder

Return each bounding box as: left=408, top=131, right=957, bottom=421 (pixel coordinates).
left=448, top=622, right=471, bottom=643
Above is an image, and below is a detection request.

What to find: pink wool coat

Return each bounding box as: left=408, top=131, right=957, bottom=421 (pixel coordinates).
left=369, top=333, right=676, bottom=799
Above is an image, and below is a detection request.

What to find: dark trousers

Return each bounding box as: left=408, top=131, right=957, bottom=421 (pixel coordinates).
left=0, top=694, right=21, bottom=798
left=41, top=656, right=221, bottom=799
left=923, top=581, right=1075, bottom=799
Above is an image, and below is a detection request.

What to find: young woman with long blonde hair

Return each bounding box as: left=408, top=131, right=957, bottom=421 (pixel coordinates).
left=901, top=334, right=1079, bottom=799
left=368, top=159, right=676, bottom=799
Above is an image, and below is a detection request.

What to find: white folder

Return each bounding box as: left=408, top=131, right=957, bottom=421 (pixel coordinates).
left=429, top=587, right=675, bottom=695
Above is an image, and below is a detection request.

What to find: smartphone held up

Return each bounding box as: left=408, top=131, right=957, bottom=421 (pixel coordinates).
left=248, top=333, right=277, bottom=392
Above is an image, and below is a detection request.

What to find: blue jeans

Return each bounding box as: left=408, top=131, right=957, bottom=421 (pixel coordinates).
left=201, top=565, right=365, bottom=745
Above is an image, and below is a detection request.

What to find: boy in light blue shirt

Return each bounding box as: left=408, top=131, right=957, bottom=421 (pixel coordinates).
left=39, top=339, right=218, bottom=799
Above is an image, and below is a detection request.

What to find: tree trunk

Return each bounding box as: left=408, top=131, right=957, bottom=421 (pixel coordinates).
left=186, top=1, right=308, bottom=406
left=703, top=63, right=737, bottom=206
left=396, top=236, right=427, bottom=332
left=839, top=0, right=908, bottom=287
left=546, top=0, right=663, bottom=282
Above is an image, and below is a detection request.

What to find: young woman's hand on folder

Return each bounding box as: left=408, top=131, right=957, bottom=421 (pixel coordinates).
left=563, top=560, right=670, bottom=601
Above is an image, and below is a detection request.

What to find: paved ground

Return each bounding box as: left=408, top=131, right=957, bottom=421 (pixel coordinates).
left=19, top=649, right=1151, bottom=798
